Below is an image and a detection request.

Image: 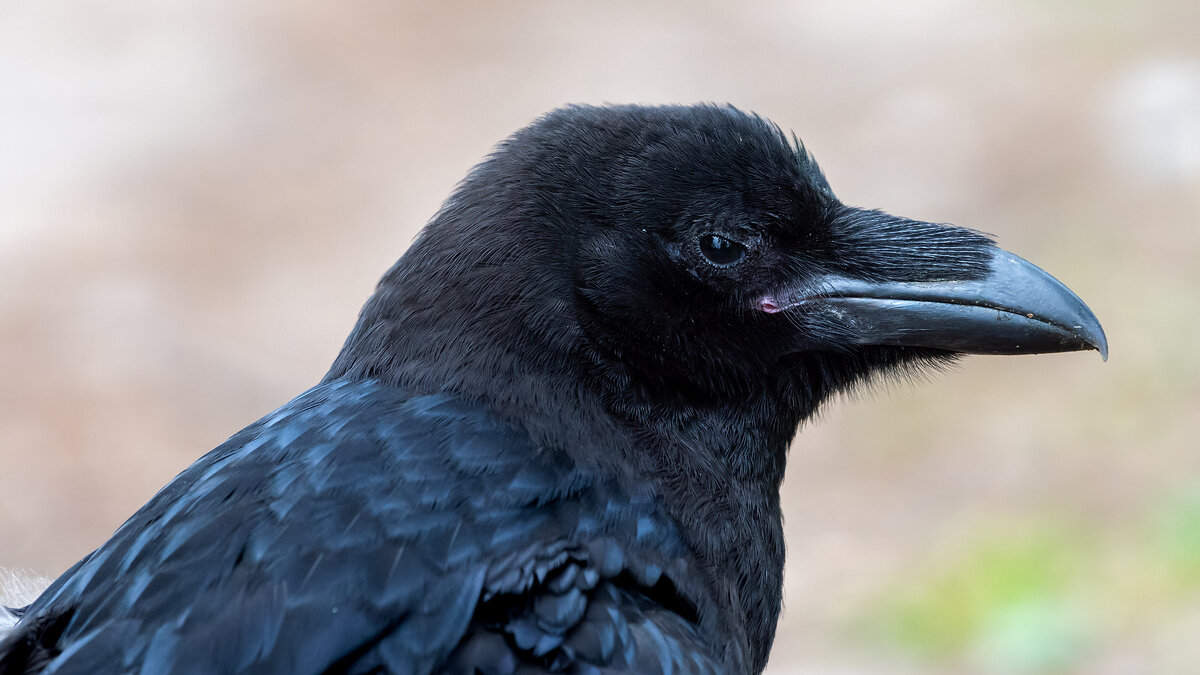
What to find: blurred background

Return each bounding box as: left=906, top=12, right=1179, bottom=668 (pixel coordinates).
left=1, top=1, right=1197, bottom=672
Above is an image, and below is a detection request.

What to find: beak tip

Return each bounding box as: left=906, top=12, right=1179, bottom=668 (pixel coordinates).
left=1078, top=319, right=1108, bottom=362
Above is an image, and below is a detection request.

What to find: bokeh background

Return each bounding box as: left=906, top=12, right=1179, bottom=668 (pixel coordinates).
left=1, top=1, right=1197, bottom=672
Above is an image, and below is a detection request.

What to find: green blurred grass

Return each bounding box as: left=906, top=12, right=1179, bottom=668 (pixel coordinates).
left=857, top=484, right=1200, bottom=672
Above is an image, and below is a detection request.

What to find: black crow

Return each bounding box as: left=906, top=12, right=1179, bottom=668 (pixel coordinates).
left=0, top=104, right=1106, bottom=674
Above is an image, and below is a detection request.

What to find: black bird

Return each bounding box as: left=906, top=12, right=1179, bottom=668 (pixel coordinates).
left=0, top=104, right=1106, bottom=674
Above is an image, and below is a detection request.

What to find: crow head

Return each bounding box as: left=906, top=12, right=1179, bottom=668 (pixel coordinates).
left=330, top=103, right=1105, bottom=422
left=516, top=105, right=1106, bottom=407
left=327, top=104, right=1107, bottom=670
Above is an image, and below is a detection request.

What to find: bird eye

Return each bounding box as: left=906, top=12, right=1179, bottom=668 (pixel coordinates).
left=698, top=234, right=747, bottom=267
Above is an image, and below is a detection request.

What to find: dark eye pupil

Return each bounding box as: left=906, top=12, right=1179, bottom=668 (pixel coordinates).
left=699, top=234, right=746, bottom=266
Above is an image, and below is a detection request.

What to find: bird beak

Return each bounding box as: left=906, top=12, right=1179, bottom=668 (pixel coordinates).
left=766, top=246, right=1108, bottom=360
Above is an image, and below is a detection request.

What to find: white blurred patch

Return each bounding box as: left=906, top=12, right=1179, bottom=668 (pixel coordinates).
left=1099, top=57, right=1200, bottom=184
left=0, top=567, right=51, bottom=637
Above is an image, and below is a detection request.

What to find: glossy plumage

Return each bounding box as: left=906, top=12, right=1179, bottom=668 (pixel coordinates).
left=0, top=104, right=1103, bottom=674
left=3, top=382, right=730, bottom=673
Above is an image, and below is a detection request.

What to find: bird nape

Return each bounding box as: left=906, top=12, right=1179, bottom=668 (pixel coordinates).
left=0, top=104, right=1106, bottom=675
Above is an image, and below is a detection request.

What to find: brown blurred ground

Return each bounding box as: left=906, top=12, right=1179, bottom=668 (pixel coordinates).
left=1, top=1, right=1197, bottom=672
